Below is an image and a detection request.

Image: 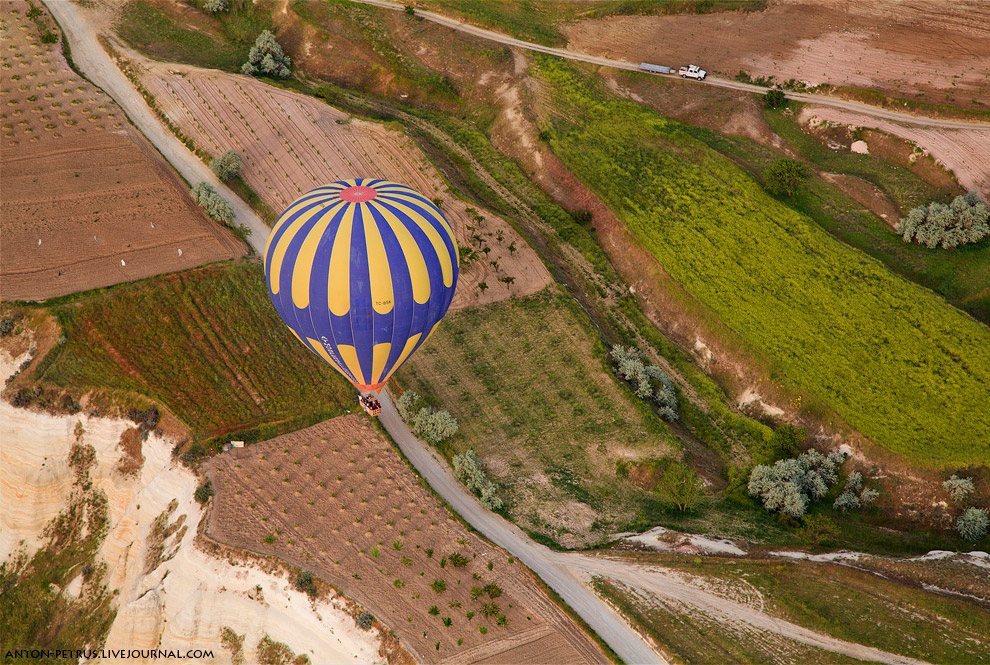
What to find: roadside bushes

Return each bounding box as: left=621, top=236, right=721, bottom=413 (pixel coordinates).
left=898, top=191, right=989, bottom=249
left=748, top=449, right=846, bottom=518
left=764, top=88, right=787, bottom=109
left=609, top=345, right=678, bottom=421
left=241, top=30, right=291, bottom=79
left=396, top=391, right=459, bottom=445
left=453, top=450, right=503, bottom=511
left=191, top=182, right=235, bottom=225
left=211, top=149, right=242, bottom=181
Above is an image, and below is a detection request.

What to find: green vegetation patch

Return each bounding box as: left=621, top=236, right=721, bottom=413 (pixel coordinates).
left=117, top=0, right=271, bottom=72
left=602, top=554, right=990, bottom=665
left=536, top=57, right=990, bottom=466
left=35, top=261, right=353, bottom=443
left=397, top=292, right=680, bottom=546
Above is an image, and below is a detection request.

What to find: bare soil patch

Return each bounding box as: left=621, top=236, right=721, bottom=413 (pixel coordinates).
left=798, top=106, right=990, bottom=195
left=821, top=173, right=901, bottom=228
left=137, top=64, right=551, bottom=310
left=0, top=0, right=245, bottom=302
left=205, top=415, right=609, bottom=665
left=564, top=1, right=990, bottom=108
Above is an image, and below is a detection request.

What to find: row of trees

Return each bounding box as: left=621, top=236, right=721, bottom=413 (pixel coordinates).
left=609, top=345, right=679, bottom=421
left=748, top=449, right=867, bottom=519
left=944, top=474, right=988, bottom=542
left=898, top=191, right=989, bottom=249
left=452, top=450, right=503, bottom=511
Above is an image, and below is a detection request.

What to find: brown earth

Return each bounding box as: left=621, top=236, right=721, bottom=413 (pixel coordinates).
left=136, top=63, right=551, bottom=311
left=0, top=0, right=245, bottom=302
left=205, top=415, right=609, bottom=665
left=564, top=1, right=990, bottom=108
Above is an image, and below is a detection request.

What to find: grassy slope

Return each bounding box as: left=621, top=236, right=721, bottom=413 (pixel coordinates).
left=35, top=261, right=354, bottom=445
left=597, top=554, right=990, bottom=665
left=397, top=292, right=680, bottom=545
left=536, top=57, right=990, bottom=467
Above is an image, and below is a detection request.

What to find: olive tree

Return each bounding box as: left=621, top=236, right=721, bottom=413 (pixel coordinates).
left=956, top=507, right=989, bottom=543
left=191, top=182, right=235, bottom=225
left=898, top=191, right=989, bottom=249
left=453, top=450, right=503, bottom=510
left=242, top=30, right=291, bottom=78
left=411, top=407, right=458, bottom=445
left=943, top=474, right=975, bottom=504
left=609, top=344, right=678, bottom=421
left=764, top=159, right=810, bottom=197
left=210, top=149, right=242, bottom=181
left=203, top=0, right=229, bottom=13
left=749, top=449, right=846, bottom=518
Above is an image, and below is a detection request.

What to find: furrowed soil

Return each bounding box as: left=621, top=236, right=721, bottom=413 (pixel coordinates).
left=563, top=0, right=990, bottom=109
left=0, top=0, right=245, bottom=302
left=396, top=292, right=678, bottom=549
left=205, top=415, right=610, bottom=665
left=137, top=63, right=552, bottom=311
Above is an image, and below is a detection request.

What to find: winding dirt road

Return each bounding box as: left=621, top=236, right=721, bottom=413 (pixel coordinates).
left=43, top=3, right=937, bottom=663
left=350, top=0, right=990, bottom=130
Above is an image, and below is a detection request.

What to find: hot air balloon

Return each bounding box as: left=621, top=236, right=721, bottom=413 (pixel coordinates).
left=265, top=179, right=458, bottom=416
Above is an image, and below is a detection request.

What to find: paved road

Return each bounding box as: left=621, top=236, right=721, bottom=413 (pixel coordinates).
left=350, top=0, right=990, bottom=130
left=42, top=0, right=270, bottom=256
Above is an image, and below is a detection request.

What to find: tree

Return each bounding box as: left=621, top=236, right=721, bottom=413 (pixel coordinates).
left=194, top=479, right=214, bottom=504
left=656, top=462, right=704, bottom=512
left=898, top=191, right=989, bottom=249
left=190, top=182, right=235, bottom=225
left=211, top=149, right=242, bottom=181
left=764, top=159, right=810, bottom=197
left=956, top=507, right=989, bottom=543
left=752, top=424, right=805, bottom=466
left=411, top=407, right=458, bottom=444
left=404, top=4, right=415, bottom=15
left=294, top=570, right=317, bottom=598
left=242, top=30, right=291, bottom=78
left=749, top=449, right=846, bottom=518
left=764, top=88, right=787, bottom=109
left=395, top=390, right=422, bottom=421
left=609, top=344, right=678, bottom=421
left=943, top=474, right=975, bottom=504
left=204, top=0, right=229, bottom=13
left=453, top=450, right=503, bottom=510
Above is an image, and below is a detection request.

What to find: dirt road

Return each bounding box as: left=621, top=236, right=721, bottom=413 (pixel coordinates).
left=349, top=0, right=990, bottom=131
left=40, top=0, right=269, bottom=256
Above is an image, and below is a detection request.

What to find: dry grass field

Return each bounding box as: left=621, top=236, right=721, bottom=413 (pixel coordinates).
left=138, top=63, right=551, bottom=310
left=205, top=415, right=609, bottom=665
left=0, top=0, right=245, bottom=302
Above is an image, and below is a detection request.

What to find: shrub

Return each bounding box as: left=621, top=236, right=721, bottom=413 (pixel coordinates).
left=396, top=391, right=422, bottom=421
left=800, top=514, right=839, bottom=546
left=749, top=449, right=846, bottom=518
left=453, top=450, right=503, bottom=510
left=355, top=611, right=374, bottom=630
left=481, top=582, right=502, bottom=599
left=431, top=579, right=447, bottom=594
left=204, top=0, right=229, bottom=13
left=194, top=480, right=214, bottom=504
left=752, top=425, right=804, bottom=466
left=480, top=602, right=500, bottom=618
left=943, top=475, right=976, bottom=504
left=0, top=318, right=14, bottom=336
left=263, top=533, right=276, bottom=544
left=411, top=407, right=459, bottom=444
left=404, top=4, right=415, bottom=15
left=294, top=570, right=317, bottom=597
left=242, top=30, right=291, bottom=78
left=442, top=617, right=452, bottom=627
left=655, top=462, right=704, bottom=512
left=764, top=88, right=787, bottom=109
left=898, top=191, right=989, bottom=249
left=609, top=345, right=678, bottom=420
left=956, top=507, right=989, bottom=543
left=833, top=471, right=880, bottom=513
left=211, top=150, right=242, bottom=181
left=448, top=552, right=469, bottom=568
left=428, top=605, right=440, bottom=616
left=763, top=159, right=810, bottom=197
left=40, top=31, right=58, bottom=44
left=190, top=182, right=235, bottom=225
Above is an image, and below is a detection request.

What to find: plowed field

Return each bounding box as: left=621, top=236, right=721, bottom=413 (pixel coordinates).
left=206, top=415, right=609, bottom=665
left=0, top=1, right=244, bottom=302
left=140, top=64, right=552, bottom=310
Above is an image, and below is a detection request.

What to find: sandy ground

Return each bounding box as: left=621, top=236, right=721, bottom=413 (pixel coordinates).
left=622, top=527, right=747, bottom=557
left=0, top=1, right=245, bottom=302
left=798, top=106, right=990, bottom=195
left=135, top=62, right=552, bottom=311
left=0, top=346, right=381, bottom=664
left=563, top=0, right=990, bottom=106
left=205, top=416, right=610, bottom=665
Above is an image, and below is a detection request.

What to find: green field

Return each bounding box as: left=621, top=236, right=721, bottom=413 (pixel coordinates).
left=596, top=554, right=990, bottom=665
left=35, top=261, right=354, bottom=446
left=536, top=57, right=990, bottom=466
left=397, top=292, right=681, bottom=547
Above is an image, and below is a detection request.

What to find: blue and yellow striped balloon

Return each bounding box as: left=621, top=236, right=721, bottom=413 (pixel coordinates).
left=265, top=179, right=458, bottom=393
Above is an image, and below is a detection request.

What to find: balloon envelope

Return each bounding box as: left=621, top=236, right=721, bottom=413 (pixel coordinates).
left=265, top=179, right=458, bottom=393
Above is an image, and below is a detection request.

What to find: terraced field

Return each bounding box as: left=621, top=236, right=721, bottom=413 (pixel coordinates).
left=206, top=415, right=609, bottom=665
left=0, top=0, right=244, bottom=302
left=140, top=64, right=552, bottom=310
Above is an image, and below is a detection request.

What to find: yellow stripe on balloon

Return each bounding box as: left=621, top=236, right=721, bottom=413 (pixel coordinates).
left=368, top=201, right=430, bottom=305
left=270, top=203, right=330, bottom=295
left=306, top=336, right=348, bottom=378
left=292, top=201, right=345, bottom=309
left=363, top=211, right=394, bottom=315
left=328, top=205, right=357, bottom=317
left=380, top=191, right=457, bottom=241
left=338, top=344, right=366, bottom=386
left=377, top=197, right=454, bottom=288
left=380, top=332, right=421, bottom=384
left=371, top=342, right=391, bottom=385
